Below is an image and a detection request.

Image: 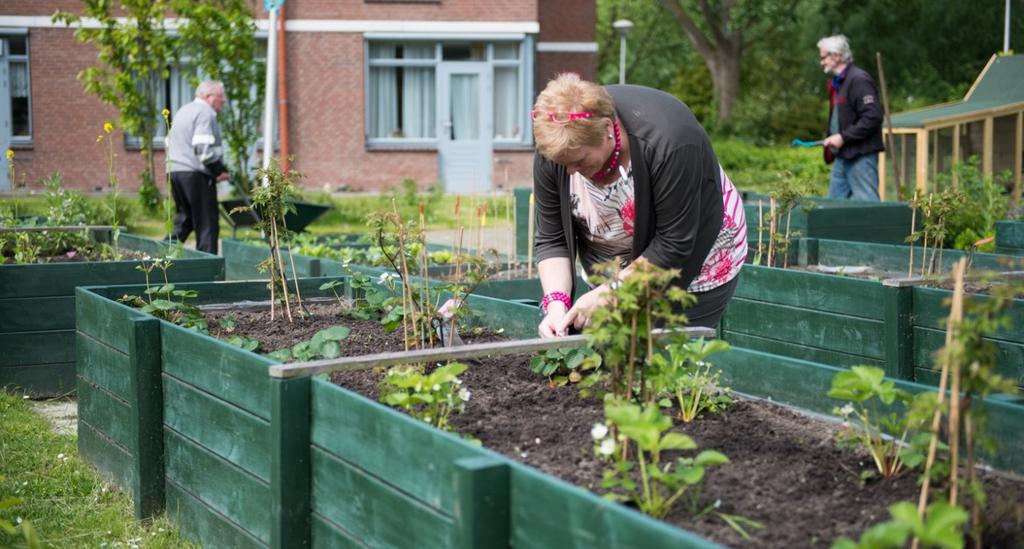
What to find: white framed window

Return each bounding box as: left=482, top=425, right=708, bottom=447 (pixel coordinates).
left=365, top=37, right=533, bottom=149
left=2, top=31, right=32, bottom=144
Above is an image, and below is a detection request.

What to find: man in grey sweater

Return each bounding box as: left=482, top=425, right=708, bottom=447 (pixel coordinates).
left=166, top=80, right=231, bottom=254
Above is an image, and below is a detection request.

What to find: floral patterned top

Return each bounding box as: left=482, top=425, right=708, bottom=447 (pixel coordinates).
left=570, top=164, right=746, bottom=293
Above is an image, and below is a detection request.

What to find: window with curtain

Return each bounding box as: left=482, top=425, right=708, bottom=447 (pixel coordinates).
left=366, top=39, right=530, bottom=146
left=3, top=33, right=31, bottom=141
left=368, top=43, right=436, bottom=139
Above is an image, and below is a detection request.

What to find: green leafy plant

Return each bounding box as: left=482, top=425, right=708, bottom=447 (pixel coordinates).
left=831, top=501, right=968, bottom=549
left=265, top=326, right=352, bottom=362
left=0, top=474, right=42, bottom=548
left=907, top=189, right=966, bottom=277
left=648, top=338, right=733, bottom=422
left=379, top=362, right=471, bottom=431
left=596, top=401, right=730, bottom=520
left=236, top=159, right=306, bottom=322
left=528, top=346, right=599, bottom=386
left=751, top=177, right=816, bottom=268
left=829, top=366, right=934, bottom=479
left=119, top=257, right=207, bottom=333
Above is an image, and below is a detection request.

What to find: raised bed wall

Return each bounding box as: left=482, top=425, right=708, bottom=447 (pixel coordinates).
left=75, top=281, right=1024, bottom=549
left=742, top=197, right=914, bottom=244
left=2, top=234, right=223, bottom=396
left=809, top=238, right=1022, bottom=274
left=995, top=220, right=1024, bottom=255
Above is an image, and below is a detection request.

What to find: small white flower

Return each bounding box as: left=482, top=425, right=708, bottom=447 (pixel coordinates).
left=454, top=378, right=463, bottom=385
left=432, top=384, right=441, bottom=392
left=424, top=416, right=432, bottom=423
left=16, top=517, right=22, bottom=524
left=57, top=453, right=65, bottom=460
left=840, top=404, right=855, bottom=416
left=590, top=423, right=609, bottom=440
left=534, top=437, right=541, bottom=445
left=377, top=272, right=397, bottom=285
left=599, top=438, right=616, bottom=456
left=459, top=388, right=471, bottom=401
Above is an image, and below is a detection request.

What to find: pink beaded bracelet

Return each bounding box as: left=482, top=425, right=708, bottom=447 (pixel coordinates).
left=540, top=291, right=572, bottom=313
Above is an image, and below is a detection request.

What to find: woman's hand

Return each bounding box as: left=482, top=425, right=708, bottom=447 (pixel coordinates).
left=555, top=285, right=610, bottom=333
left=538, top=302, right=569, bottom=338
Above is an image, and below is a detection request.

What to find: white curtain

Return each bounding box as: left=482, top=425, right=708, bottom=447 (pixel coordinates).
left=369, top=44, right=398, bottom=137
left=401, top=44, right=435, bottom=138
left=493, top=67, right=519, bottom=139
left=450, top=74, right=478, bottom=140
left=9, top=61, right=28, bottom=98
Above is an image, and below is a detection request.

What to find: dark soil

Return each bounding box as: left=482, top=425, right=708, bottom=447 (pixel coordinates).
left=203, top=304, right=1024, bottom=548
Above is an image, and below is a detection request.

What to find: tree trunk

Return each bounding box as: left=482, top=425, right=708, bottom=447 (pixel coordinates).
left=707, top=46, right=742, bottom=123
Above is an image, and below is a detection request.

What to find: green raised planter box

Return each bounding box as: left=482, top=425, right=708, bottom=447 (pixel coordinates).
left=995, top=220, right=1024, bottom=255
left=1, top=234, right=223, bottom=397
left=742, top=196, right=915, bottom=244
left=75, top=279, right=1024, bottom=548
left=725, top=239, right=1024, bottom=390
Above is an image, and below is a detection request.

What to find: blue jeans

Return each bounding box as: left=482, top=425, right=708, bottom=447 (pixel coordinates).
left=829, top=152, right=880, bottom=201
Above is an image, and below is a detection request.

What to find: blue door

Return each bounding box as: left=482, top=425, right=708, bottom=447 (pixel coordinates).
left=0, top=38, right=11, bottom=191
left=437, top=62, right=492, bottom=194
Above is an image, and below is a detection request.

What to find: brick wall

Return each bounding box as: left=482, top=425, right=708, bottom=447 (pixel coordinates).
left=4, top=0, right=593, bottom=193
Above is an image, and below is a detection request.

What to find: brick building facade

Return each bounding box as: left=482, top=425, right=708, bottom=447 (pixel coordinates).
left=0, top=0, right=596, bottom=193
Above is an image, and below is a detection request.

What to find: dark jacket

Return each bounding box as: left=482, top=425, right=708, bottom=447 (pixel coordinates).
left=828, top=63, right=885, bottom=160
left=533, top=85, right=723, bottom=295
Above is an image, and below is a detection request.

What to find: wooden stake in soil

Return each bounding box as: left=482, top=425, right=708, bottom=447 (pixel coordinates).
left=506, top=192, right=514, bottom=279
left=757, top=200, right=764, bottom=265
left=908, top=190, right=918, bottom=277
left=913, top=257, right=966, bottom=548
left=784, top=209, right=793, bottom=269
left=767, top=198, right=777, bottom=268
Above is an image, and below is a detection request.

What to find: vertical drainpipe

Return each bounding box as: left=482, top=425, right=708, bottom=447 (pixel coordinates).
left=277, top=3, right=290, bottom=173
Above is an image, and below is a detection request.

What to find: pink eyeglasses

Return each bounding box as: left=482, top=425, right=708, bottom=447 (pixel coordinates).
left=530, top=110, right=592, bottom=124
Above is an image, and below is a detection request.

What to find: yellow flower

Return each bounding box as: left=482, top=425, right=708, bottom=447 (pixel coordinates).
left=96, top=135, right=104, bottom=143
left=5, top=149, right=13, bottom=160
left=161, top=108, right=170, bottom=120
left=103, top=121, right=113, bottom=134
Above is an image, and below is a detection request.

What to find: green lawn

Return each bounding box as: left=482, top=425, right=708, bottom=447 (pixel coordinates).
left=0, top=392, right=195, bottom=548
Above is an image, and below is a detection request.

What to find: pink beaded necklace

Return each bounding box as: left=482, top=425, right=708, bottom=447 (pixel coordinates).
left=590, top=119, right=621, bottom=181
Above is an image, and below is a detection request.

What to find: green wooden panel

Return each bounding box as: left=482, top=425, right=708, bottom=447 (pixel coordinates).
left=723, top=299, right=885, bottom=359
left=76, top=288, right=143, bottom=353
left=166, top=479, right=267, bottom=549
left=0, top=362, right=76, bottom=397
left=162, top=376, right=271, bottom=481
left=817, top=239, right=1021, bottom=274
left=722, top=331, right=885, bottom=370
left=713, top=347, right=845, bottom=414
left=453, top=457, right=509, bottom=549
left=913, top=287, right=1024, bottom=342
left=0, top=330, right=74, bottom=366
left=310, top=446, right=455, bottom=549
left=995, top=220, right=1024, bottom=252
left=509, top=464, right=721, bottom=549
left=222, top=238, right=320, bottom=281
left=464, top=293, right=539, bottom=340
left=311, top=379, right=486, bottom=512
left=0, top=255, right=222, bottom=299
left=271, top=377, right=312, bottom=548
left=732, top=265, right=887, bottom=318
left=76, top=333, right=131, bottom=400
left=311, top=514, right=363, bottom=549
left=78, top=377, right=133, bottom=450
left=78, top=419, right=135, bottom=493
left=129, top=317, right=164, bottom=519
left=118, top=234, right=218, bottom=260
left=0, top=296, right=74, bottom=333
left=515, top=187, right=531, bottom=257
left=913, top=328, right=1024, bottom=388
left=164, top=428, right=271, bottom=544
left=883, top=285, right=914, bottom=381
left=161, top=323, right=273, bottom=421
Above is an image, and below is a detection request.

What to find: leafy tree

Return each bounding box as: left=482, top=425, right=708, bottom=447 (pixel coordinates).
left=656, top=0, right=801, bottom=123
left=174, top=0, right=265, bottom=193
left=53, top=0, right=177, bottom=214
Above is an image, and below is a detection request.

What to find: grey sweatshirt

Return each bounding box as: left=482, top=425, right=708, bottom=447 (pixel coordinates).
left=166, top=98, right=227, bottom=176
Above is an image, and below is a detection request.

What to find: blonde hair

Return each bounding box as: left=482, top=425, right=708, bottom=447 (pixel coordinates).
left=532, top=73, right=616, bottom=161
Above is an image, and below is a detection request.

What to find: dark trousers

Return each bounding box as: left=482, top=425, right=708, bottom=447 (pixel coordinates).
left=169, top=171, right=219, bottom=255
left=686, top=275, right=740, bottom=330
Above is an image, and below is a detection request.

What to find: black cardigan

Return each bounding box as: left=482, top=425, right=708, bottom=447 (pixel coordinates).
left=533, top=85, right=723, bottom=294
left=829, top=63, right=885, bottom=160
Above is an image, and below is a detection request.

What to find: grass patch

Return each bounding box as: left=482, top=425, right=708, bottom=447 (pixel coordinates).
left=0, top=392, right=195, bottom=548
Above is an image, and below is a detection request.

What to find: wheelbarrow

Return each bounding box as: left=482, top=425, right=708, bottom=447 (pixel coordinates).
left=218, top=179, right=333, bottom=238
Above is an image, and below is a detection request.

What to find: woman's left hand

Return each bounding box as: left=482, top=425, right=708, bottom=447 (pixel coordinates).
left=556, top=285, right=610, bottom=333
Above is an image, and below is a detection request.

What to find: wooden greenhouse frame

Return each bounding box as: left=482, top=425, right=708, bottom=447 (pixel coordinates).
left=879, top=53, right=1024, bottom=201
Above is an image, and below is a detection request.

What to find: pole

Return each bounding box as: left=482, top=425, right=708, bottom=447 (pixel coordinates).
left=618, top=34, right=626, bottom=85
left=261, top=7, right=279, bottom=177
left=876, top=52, right=901, bottom=199
left=1005, top=0, right=1012, bottom=54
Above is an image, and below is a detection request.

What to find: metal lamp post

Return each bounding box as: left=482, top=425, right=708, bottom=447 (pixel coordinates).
left=612, top=19, right=634, bottom=85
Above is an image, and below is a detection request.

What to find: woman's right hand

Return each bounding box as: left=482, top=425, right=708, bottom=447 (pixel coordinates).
left=538, top=302, right=569, bottom=338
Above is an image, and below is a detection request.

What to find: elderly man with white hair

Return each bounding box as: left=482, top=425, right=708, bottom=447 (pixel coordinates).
left=818, top=34, right=884, bottom=201
left=166, top=80, right=232, bottom=254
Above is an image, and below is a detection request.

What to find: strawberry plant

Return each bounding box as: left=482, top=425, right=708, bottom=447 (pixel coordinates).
left=379, top=362, right=471, bottom=431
